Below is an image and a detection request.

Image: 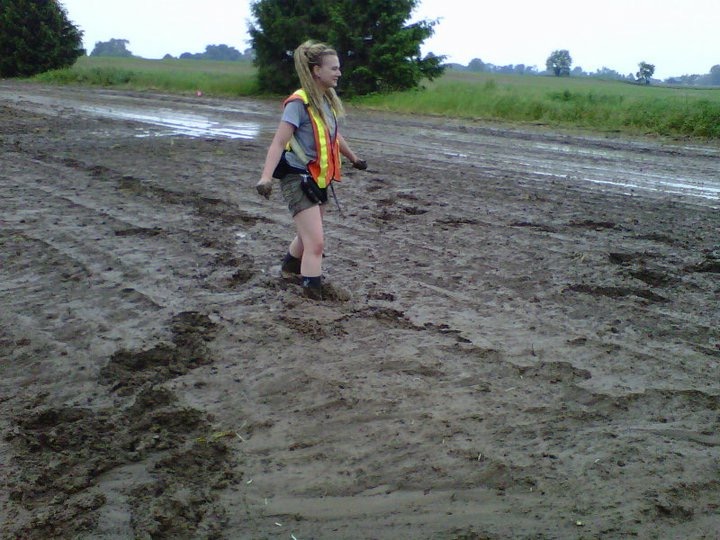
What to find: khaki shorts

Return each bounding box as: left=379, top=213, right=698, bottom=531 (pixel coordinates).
left=279, top=174, right=326, bottom=217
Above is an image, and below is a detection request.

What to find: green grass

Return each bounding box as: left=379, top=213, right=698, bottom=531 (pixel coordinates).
left=356, top=71, right=720, bottom=139
left=34, top=56, right=259, bottom=96
left=31, top=57, right=720, bottom=139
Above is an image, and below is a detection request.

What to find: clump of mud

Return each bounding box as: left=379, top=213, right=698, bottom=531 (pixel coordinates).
left=3, top=312, right=242, bottom=540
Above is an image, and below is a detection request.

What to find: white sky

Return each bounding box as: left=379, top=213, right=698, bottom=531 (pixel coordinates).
left=60, top=0, right=720, bottom=80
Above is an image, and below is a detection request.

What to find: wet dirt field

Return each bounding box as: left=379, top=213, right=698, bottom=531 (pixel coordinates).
left=1, top=82, right=719, bottom=539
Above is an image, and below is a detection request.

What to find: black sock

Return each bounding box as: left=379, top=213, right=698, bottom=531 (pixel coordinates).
left=281, top=252, right=301, bottom=274
left=302, top=275, right=322, bottom=288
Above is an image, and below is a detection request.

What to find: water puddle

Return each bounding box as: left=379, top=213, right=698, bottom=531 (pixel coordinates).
left=79, top=105, right=261, bottom=139
left=530, top=169, right=720, bottom=203
left=584, top=177, right=720, bottom=202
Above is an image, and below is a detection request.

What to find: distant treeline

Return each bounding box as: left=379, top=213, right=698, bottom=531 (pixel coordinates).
left=90, top=39, right=254, bottom=63
left=171, top=45, right=255, bottom=62
left=449, top=58, right=720, bottom=87
left=90, top=39, right=719, bottom=87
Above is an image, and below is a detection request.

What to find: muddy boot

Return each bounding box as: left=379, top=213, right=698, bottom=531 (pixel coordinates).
left=281, top=252, right=302, bottom=275
left=321, top=281, right=351, bottom=302
left=302, top=276, right=323, bottom=300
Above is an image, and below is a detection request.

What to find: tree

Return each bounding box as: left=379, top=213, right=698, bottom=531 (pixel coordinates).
left=180, top=44, right=243, bottom=61
left=636, top=61, right=655, bottom=85
left=591, top=67, right=627, bottom=81
left=90, top=38, right=133, bottom=57
left=709, top=65, right=720, bottom=86
left=546, top=49, right=572, bottom=77
left=467, top=58, right=486, bottom=72
left=249, top=0, right=445, bottom=96
left=0, top=0, right=84, bottom=77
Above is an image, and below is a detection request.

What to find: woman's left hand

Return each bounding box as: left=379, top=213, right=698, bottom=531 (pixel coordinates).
left=256, top=178, right=273, bottom=199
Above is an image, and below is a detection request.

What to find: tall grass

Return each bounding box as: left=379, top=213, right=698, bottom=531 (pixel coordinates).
left=31, top=57, right=720, bottom=139
left=355, top=71, right=720, bottom=139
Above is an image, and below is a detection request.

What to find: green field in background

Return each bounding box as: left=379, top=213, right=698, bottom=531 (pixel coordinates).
left=33, top=56, right=720, bottom=139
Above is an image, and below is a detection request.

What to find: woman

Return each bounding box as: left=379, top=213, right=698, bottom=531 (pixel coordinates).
left=256, top=40, right=366, bottom=300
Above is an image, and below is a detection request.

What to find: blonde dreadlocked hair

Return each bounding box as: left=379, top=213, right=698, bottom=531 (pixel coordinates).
left=294, top=40, right=345, bottom=126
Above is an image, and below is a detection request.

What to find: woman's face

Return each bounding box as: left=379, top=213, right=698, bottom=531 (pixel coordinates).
left=313, top=55, right=341, bottom=89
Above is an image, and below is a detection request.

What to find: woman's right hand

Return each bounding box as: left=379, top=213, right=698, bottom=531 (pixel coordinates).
left=256, top=178, right=273, bottom=199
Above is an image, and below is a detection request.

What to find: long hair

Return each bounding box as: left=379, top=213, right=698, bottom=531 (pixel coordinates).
left=293, top=40, right=345, bottom=125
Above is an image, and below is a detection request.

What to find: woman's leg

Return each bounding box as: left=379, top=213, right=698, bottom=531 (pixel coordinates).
left=293, top=205, right=324, bottom=277
left=288, top=235, right=304, bottom=259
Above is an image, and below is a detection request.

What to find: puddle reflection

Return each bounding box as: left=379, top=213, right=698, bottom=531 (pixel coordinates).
left=80, top=105, right=260, bottom=139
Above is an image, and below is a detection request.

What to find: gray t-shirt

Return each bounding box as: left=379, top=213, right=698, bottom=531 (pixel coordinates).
left=282, top=98, right=338, bottom=170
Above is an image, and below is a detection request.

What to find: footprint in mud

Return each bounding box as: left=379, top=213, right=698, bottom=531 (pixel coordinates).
left=373, top=204, right=429, bottom=222
left=4, top=406, right=118, bottom=537
left=607, top=252, right=679, bottom=287
left=435, top=216, right=480, bottom=228
left=261, top=273, right=352, bottom=303
left=279, top=315, right=331, bottom=339
left=373, top=207, right=402, bottom=222
left=564, top=283, right=667, bottom=303
left=5, top=395, right=235, bottom=539
left=519, top=361, right=592, bottom=384
left=510, top=220, right=558, bottom=233
left=114, top=226, right=163, bottom=238
left=99, top=311, right=217, bottom=394
left=5, top=326, right=239, bottom=540
left=366, top=177, right=389, bottom=193
left=648, top=479, right=720, bottom=524
left=635, top=232, right=681, bottom=246
left=608, top=252, right=646, bottom=265
left=402, top=205, right=428, bottom=215
left=367, top=290, right=396, bottom=301
left=206, top=252, right=254, bottom=289
left=558, top=387, right=720, bottom=428
left=128, top=440, right=241, bottom=539
left=686, top=257, right=720, bottom=273
left=568, top=219, right=619, bottom=231
left=196, top=196, right=265, bottom=226
left=360, top=305, right=420, bottom=331
left=319, top=281, right=352, bottom=302
left=629, top=267, right=678, bottom=287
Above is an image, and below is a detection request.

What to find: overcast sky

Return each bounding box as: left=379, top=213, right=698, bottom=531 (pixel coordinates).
left=60, top=0, right=719, bottom=80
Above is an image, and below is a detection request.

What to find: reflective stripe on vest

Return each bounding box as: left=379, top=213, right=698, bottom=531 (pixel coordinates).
left=284, top=89, right=341, bottom=189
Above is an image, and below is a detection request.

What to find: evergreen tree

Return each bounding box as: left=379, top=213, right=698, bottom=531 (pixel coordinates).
left=0, top=0, right=84, bottom=77
left=249, top=0, right=445, bottom=96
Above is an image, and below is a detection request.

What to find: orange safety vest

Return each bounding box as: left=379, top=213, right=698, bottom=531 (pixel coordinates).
left=284, top=89, right=341, bottom=189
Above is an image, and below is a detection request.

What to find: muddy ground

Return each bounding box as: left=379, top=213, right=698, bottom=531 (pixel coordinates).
left=0, top=82, right=719, bottom=539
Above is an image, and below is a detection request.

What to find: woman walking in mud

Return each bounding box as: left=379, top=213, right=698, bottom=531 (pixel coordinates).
left=255, top=40, right=366, bottom=300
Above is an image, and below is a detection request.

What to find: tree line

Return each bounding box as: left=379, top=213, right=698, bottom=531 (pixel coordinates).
left=459, top=49, right=720, bottom=87
left=88, top=38, right=254, bottom=62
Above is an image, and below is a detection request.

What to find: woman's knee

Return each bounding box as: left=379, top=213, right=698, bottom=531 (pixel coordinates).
left=304, top=236, right=324, bottom=257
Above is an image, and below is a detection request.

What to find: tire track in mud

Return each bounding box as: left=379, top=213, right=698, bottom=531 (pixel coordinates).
left=328, top=167, right=715, bottom=375
left=1, top=150, right=251, bottom=538
left=220, top=282, right=720, bottom=538
left=1, top=151, right=265, bottom=313
left=2, top=312, right=243, bottom=540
